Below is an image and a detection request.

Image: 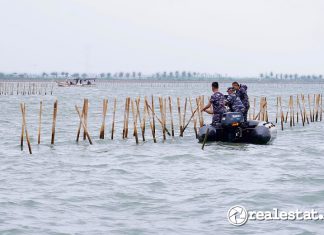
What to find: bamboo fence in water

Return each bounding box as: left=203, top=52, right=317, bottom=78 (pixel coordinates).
left=19, top=94, right=323, bottom=154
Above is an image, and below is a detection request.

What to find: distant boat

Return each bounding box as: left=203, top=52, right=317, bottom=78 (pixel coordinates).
left=57, top=78, right=96, bottom=87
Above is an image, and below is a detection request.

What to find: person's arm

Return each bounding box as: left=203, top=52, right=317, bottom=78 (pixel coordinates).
left=205, top=106, right=213, bottom=114
left=201, top=101, right=211, bottom=112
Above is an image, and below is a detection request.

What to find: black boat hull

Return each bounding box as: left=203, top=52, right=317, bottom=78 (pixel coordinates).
left=198, top=120, right=277, bottom=145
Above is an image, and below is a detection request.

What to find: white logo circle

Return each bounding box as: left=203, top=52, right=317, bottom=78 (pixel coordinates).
left=227, top=205, right=248, bottom=226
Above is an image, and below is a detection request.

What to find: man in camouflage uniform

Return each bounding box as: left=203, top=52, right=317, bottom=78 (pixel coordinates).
left=225, top=87, right=245, bottom=114
left=232, top=82, right=249, bottom=122
left=202, top=82, right=226, bottom=125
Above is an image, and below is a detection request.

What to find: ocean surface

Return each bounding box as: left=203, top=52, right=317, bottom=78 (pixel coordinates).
left=1, top=81, right=324, bottom=234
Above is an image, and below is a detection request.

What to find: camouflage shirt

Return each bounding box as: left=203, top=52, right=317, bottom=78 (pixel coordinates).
left=225, top=93, right=245, bottom=113
left=210, top=92, right=225, bottom=114
left=236, top=84, right=249, bottom=109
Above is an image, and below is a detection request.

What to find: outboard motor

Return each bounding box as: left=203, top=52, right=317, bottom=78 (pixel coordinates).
left=221, top=112, right=244, bottom=142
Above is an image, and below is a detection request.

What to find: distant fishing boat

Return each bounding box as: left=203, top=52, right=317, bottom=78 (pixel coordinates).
left=57, top=78, right=96, bottom=87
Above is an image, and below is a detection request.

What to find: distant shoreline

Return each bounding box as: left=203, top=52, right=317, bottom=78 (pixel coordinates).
left=1, top=78, right=324, bottom=84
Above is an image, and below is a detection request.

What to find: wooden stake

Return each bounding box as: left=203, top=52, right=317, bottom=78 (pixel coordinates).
left=76, top=100, right=86, bottom=142
left=159, top=97, right=166, bottom=140
left=168, top=96, right=175, bottom=137
left=38, top=101, right=42, bottom=144
left=151, top=95, right=156, bottom=139
left=83, top=99, right=89, bottom=140
left=140, top=97, right=147, bottom=141
left=279, top=96, right=284, bottom=131
left=180, top=98, right=187, bottom=136
left=320, top=94, right=323, bottom=122
left=122, top=98, right=128, bottom=139
left=189, top=97, right=198, bottom=138
left=131, top=99, right=139, bottom=144
left=99, top=99, right=108, bottom=139
left=177, top=97, right=183, bottom=135
left=145, top=98, right=156, bottom=143
left=275, top=97, right=279, bottom=123
left=201, top=128, right=209, bottom=150
left=111, top=97, right=117, bottom=140
left=20, top=103, right=25, bottom=151
left=196, top=97, right=203, bottom=127
left=125, top=97, right=130, bottom=138
left=20, top=103, right=32, bottom=154
left=75, top=105, right=93, bottom=145
left=51, top=100, right=58, bottom=145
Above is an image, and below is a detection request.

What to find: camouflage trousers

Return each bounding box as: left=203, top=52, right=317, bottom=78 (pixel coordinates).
left=242, top=107, right=249, bottom=122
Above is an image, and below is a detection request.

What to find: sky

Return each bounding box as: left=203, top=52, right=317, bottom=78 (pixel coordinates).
left=0, top=0, right=323, bottom=76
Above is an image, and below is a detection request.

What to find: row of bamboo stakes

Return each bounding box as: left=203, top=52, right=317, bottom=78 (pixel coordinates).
left=0, top=82, right=54, bottom=95
left=248, top=94, right=323, bottom=130
left=275, top=94, right=323, bottom=130
left=20, top=94, right=323, bottom=154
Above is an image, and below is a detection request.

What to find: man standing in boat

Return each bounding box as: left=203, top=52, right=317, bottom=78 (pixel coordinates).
left=232, top=82, right=249, bottom=121
left=201, top=82, right=226, bottom=125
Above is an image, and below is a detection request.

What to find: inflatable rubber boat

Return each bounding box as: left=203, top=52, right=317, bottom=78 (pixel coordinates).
left=198, top=112, right=277, bottom=145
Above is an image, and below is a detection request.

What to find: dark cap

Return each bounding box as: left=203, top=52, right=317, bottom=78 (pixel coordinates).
left=227, top=87, right=234, bottom=92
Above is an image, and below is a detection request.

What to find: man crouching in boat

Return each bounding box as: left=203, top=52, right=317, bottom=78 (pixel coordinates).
left=225, top=87, right=245, bottom=115
left=201, top=82, right=226, bottom=125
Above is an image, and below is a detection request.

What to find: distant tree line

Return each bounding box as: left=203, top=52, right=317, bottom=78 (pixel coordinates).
left=259, top=72, right=323, bottom=81
left=0, top=71, right=228, bottom=80
left=1, top=71, right=323, bottom=81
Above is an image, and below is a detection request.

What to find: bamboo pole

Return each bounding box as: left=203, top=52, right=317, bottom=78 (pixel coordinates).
left=111, top=97, right=117, bottom=140
left=297, top=95, right=305, bottom=126
left=159, top=97, right=166, bottom=140
left=20, top=103, right=32, bottom=154
left=302, top=95, right=310, bottom=124
left=180, top=98, right=187, bottom=136
left=312, top=94, right=316, bottom=121
left=275, top=97, right=279, bottom=123
left=99, top=99, right=108, bottom=139
left=140, top=97, right=147, bottom=141
left=75, top=105, right=93, bottom=145
left=163, top=97, right=167, bottom=138
left=320, top=94, right=323, bottom=122
left=189, top=97, right=198, bottom=138
left=196, top=97, right=203, bottom=127
left=76, top=100, right=86, bottom=142
left=168, top=96, right=175, bottom=137
left=38, top=101, right=42, bottom=144
left=136, top=97, right=141, bottom=123
left=315, top=94, right=320, bottom=121
left=200, top=96, right=205, bottom=125
left=51, top=100, right=58, bottom=145
left=201, top=128, right=209, bottom=150
left=125, top=97, right=130, bottom=138
left=20, top=103, right=25, bottom=151
left=151, top=96, right=156, bottom=140
left=279, top=96, right=284, bottom=131
left=296, top=95, right=299, bottom=124
left=308, top=94, right=313, bottom=122
left=182, top=107, right=198, bottom=134
left=146, top=100, right=171, bottom=136
left=177, top=97, right=183, bottom=135
left=145, top=98, right=156, bottom=143
left=83, top=99, right=89, bottom=140
left=122, top=97, right=128, bottom=139
left=131, top=99, right=139, bottom=144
